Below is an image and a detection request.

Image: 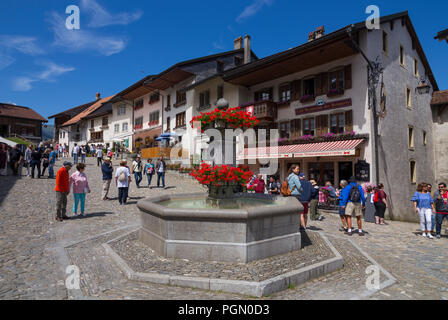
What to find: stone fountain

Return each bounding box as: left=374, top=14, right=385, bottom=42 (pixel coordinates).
left=137, top=103, right=303, bottom=263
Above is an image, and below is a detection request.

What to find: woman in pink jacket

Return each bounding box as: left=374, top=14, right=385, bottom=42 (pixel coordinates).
left=69, top=163, right=91, bottom=217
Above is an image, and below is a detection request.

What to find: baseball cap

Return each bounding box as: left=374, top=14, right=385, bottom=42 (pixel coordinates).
left=63, top=161, right=73, bottom=167
left=299, top=173, right=306, bottom=178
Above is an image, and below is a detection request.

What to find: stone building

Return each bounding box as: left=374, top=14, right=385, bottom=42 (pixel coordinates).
left=431, top=90, right=448, bottom=184
left=0, top=103, right=47, bottom=145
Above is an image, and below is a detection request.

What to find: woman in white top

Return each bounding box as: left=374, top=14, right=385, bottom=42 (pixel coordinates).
left=115, top=160, right=131, bottom=205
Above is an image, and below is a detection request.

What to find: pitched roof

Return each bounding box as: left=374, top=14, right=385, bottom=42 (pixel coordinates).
left=61, top=96, right=115, bottom=127
left=0, top=103, right=47, bottom=122
left=223, top=11, right=438, bottom=91
left=434, top=28, right=448, bottom=41
left=82, top=101, right=113, bottom=120
left=48, top=100, right=97, bottom=119
left=431, top=90, right=448, bottom=106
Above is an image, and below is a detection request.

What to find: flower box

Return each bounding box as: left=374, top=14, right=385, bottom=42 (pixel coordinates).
left=327, top=88, right=344, bottom=97
left=190, top=107, right=259, bottom=133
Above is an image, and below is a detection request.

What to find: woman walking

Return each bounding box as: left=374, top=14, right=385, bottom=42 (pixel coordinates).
left=144, top=159, right=155, bottom=188
left=24, top=145, right=33, bottom=177
left=0, top=143, right=8, bottom=176
left=115, top=160, right=131, bottom=205
left=30, top=147, right=42, bottom=179
left=287, top=164, right=304, bottom=228
left=69, top=163, right=91, bottom=217
left=41, top=148, right=50, bottom=177
left=411, top=183, right=435, bottom=238
left=364, top=185, right=376, bottom=223
left=374, top=183, right=388, bottom=225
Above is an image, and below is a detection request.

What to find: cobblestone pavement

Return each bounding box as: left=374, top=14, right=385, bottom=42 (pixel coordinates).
left=0, top=157, right=447, bottom=300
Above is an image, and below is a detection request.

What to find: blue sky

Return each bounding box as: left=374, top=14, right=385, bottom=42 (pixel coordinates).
left=1, top=0, right=447, bottom=124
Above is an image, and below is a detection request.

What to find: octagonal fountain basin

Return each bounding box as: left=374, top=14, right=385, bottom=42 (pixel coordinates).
left=137, top=193, right=304, bottom=263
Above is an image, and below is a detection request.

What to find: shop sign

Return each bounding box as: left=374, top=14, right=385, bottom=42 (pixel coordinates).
left=355, top=160, right=370, bottom=182
left=295, top=98, right=352, bottom=115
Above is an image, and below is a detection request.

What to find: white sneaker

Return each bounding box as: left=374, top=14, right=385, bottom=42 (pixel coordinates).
left=422, top=233, right=427, bottom=238
left=427, top=233, right=434, bottom=239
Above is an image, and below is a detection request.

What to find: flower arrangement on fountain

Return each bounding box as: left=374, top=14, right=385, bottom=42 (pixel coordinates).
left=190, top=107, right=259, bottom=132
left=190, top=162, right=254, bottom=189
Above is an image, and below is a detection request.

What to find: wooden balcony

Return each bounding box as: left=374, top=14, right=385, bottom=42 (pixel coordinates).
left=253, top=101, right=277, bottom=122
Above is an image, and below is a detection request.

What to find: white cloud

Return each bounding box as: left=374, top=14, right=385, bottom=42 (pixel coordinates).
left=0, top=35, right=45, bottom=55
left=80, top=0, right=143, bottom=28
left=12, top=61, right=75, bottom=92
left=47, top=11, right=126, bottom=56
left=0, top=52, right=15, bottom=70
left=236, top=0, right=274, bottom=23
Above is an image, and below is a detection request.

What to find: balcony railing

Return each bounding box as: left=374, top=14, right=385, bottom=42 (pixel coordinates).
left=140, top=147, right=189, bottom=159
left=253, top=101, right=277, bottom=120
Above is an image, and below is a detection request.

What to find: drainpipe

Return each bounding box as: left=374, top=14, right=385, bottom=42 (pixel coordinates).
left=346, top=26, right=382, bottom=185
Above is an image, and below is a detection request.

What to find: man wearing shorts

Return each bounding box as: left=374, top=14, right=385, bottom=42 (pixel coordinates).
left=340, top=176, right=366, bottom=236
left=338, top=180, right=349, bottom=232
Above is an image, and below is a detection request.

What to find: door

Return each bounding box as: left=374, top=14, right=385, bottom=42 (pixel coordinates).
left=338, top=161, right=353, bottom=183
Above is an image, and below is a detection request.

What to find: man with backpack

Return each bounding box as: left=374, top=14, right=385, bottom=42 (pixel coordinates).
left=340, top=176, right=366, bottom=236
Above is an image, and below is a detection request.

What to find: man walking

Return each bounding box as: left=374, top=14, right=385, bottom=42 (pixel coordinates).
left=434, top=182, right=448, bottom=239
left=156, top=157, right=166, bottom=189
left=338, top=180, right=350, bottom=232
left=48, top=147, right=57, bottom=179
left=132, top=156, right=143, bottom=188
left=73, top=144, right=80, bottom=164
left=340, top=176, right=366, bottom=236
left=309, top=179, right=322, bottom=221
left=30, top=147, right=41, bottom=179
left=55, top=161, right=72, bottom=222
left=101, top=157, right=113, bottom=200
left=96, top=147, right=103, bottom=167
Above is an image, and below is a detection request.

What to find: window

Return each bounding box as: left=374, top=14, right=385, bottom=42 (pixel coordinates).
left=303, top=78, right=315, bottom=97
left=117, top=105, right=126, bottom=115
left=176, top=112, right=186, bottom=128
left=414, top=58, right=419, bottom=77
left=410, top=160, right=416, bottom=184
left=408, top=126, right=415, bottom=149
left=166, top=94, right=171, bottom=108
left=63, top=132, right=65, bottom=138
left=280, top=122, right=290, bottom=139
left=149, top=92, right=160, bottom=104
left=102, top=117, right=108, bottom=126
left=166, top=117, right=170, bottom=131
left=290, top=119, right=302, bottom=138
left=135, top=99, right=144, bottom=110
left=279, top=84, right=291, bottom=103
left=329, top=69, right=344, bottom=92
left=382, top=31, right=388, bottom=53
left=199, top=90, right=210, bottom=108
left=149, top=110, right=160, bottom=124
left=217, top=85, right=224, bottom=100
left=217, top=61, right=224, bottom=73
left=406, top=87, right=412, bottom=108
left=234, top=56, right=242, bottom=66
left=114, top=124, right=120, bottom=134
left=422, top=130, right=427, bottom=146
left=176, top=90, right=186, bottom=106
left=303, top=118, right=315, bottom=136
left=330, top=113, right=345, bottom=134
left=134, top=116, right=143, bottom=129
left=400, top=45, right=405, bottom=66
left=122, top=122, right=128, bottom=132
left=91, top=120, right=95, bottom=128
left=254, top=88, right=273, bottom=102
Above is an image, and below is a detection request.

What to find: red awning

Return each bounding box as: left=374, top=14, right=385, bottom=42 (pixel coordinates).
left=238, top=139, right=365, bottom=160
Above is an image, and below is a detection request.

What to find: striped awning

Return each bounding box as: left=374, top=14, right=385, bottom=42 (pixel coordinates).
left=237, top=139, right=365, bottom=160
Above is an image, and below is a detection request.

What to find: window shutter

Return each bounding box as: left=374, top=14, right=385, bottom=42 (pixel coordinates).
left=291, top=119, right=301, bottom=137
left=320, top=114, right=328, bottom=135
left=205, top=91, right=210, bottom=105
left=291, top=80, right=302, bottom=101
left=315, top=76, right=322, bottom=96
left=344, top=65, right=352, bottom=89
left=345, top=110, right=353, bottom=132
left=315, top=116, right=322, bottom=137
left=321, top=73, right=328, bottom=95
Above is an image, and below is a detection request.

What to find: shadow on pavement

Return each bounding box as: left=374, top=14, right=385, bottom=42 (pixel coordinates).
left=70, top=212, right=114, bottom=220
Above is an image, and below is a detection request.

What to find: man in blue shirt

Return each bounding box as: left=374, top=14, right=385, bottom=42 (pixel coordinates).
left=340, top=176, right=366, bottom=236
left=101, top=157, right=114, bottom=200
left=48, top=147, right=57, bottom=179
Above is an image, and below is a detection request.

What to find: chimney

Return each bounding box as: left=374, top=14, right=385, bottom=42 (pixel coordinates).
left=308, top=31, right=315, bottom=42
left=96, top=92, right=101, bottom=100
left=315, top=26, right=325, bottom=39
left=244, top=35, right=251, bottom=64
left=234, top=36, right=243, bottom=50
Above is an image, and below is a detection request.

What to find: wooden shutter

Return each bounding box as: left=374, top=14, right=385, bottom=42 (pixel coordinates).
left=291, top=118, right=301, bottom=137
left=291, top=80, right=302, bottom=101
left=316, top=115, right=328, bottom=136
left=345, top=110, right=353, bottom=132
left=315, top=76, right=322, bottom=96
left=321, top=73, right=328, bottom=95
left=344, top=65, right=352, bottom=89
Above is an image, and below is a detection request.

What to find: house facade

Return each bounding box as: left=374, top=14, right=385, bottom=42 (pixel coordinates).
left=431, top=90, right=448, bottom=184
left=0, top=103, right=48, bottom=144
left=188, top=11, right=437, bottom=222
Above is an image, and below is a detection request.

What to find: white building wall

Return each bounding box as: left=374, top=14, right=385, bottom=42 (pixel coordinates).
left=110, top=101, right=134, bottom=151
